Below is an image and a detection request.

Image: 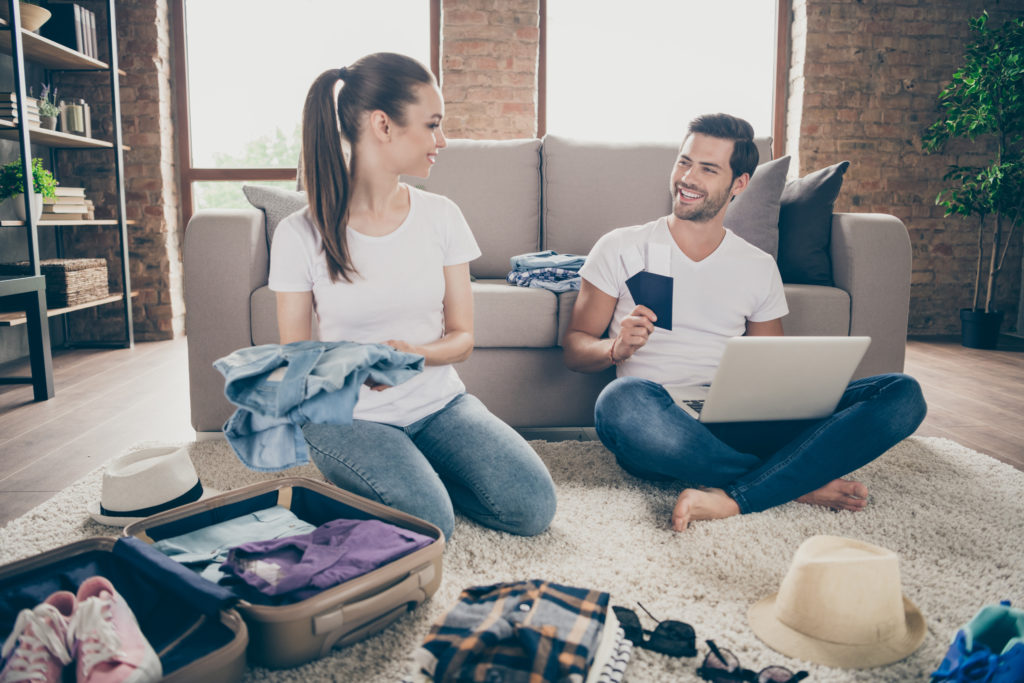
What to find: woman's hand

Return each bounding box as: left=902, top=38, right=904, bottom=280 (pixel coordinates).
left=383, top=339, right=421, bottom=355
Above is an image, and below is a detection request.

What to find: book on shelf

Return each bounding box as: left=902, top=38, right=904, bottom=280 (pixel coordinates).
left=53, top=186, right=87, bottom=197
left=40, top=213, right=89, bottom=222
left=39, top=3, right=92, bottom=57
left=43, top=195, right=89, bottom=205
left=42, top=202, right=88, bottom=213
left=0, top=92, right=39, bottom=103
left=86, top=7, right=98, bottom=58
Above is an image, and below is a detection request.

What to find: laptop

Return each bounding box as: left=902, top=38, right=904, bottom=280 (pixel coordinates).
left=663, top=336, right=871, bottom=422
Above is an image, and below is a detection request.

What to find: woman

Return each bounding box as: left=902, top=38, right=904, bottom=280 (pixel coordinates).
left=268, top=53, right=556, bottom=541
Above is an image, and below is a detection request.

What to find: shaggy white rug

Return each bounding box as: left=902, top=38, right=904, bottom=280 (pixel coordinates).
left=2, top=436, right=1023, bottom=682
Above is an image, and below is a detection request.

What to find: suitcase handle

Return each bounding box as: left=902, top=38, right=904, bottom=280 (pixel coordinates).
left=312, top=562, right=436, bottom=640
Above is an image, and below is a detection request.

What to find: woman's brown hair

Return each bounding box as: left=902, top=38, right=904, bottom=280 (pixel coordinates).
left=301, top=53, right=434, bottom=282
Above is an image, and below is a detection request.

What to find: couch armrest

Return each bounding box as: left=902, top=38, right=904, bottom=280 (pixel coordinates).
left=183, top=209, right=268, bottom=432
left=830, top=212, right=911, bottom=378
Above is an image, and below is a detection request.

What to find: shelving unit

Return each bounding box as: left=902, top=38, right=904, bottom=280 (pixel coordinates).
left=0, top=0, right=132, bottom=401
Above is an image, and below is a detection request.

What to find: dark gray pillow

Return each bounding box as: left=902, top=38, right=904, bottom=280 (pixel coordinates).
left=242, top=184, right=307, bottom=249
left=777, top=161, right=850, bottom=286
left=723, top=155, right=791, bottom=258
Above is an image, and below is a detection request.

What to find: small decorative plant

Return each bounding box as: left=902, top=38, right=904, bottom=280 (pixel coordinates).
left=37, top=83, right=60, bottom=118
left=0, top=157, right=58, bottom=201
left=921, top=11, right=1024, bottom=316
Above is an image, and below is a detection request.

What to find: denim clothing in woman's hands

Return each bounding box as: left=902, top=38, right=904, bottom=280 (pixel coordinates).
left=215, top=341, right=424, bottom=472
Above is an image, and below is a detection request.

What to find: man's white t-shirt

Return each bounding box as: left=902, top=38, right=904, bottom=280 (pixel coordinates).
left=268, top=186, right=481, bottom=426
left=578, top=217, right=789, bottom=387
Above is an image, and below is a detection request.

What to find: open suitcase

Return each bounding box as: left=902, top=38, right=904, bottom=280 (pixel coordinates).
left=0, top=536, right=249, bottom=682
left=124, top=476, right=445, bottom=669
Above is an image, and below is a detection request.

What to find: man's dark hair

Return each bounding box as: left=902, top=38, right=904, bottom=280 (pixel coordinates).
left=684, top=113, right=759, bottom=180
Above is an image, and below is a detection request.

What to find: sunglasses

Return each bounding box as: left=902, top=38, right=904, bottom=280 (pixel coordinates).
left=696, top=639, right=809, bottom=683
left=611, top=602, right=696, bottom=657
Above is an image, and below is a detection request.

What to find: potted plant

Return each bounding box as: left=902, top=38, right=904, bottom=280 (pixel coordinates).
left=921, top=11, right=1024, bottom=349
left=0, top=157, right=58, bottom=222
left=37, top=83, right=59, bottom=130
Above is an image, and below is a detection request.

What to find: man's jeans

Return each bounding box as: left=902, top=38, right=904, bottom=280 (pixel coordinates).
left=302, top=393, right=556, bottom=541
left=594, top=373, right=927, bottom=513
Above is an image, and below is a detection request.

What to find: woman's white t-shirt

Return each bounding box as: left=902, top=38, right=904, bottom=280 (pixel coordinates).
left=579, top=217, right=789, bottom=388
left=268, top=186, right=481, bottom=426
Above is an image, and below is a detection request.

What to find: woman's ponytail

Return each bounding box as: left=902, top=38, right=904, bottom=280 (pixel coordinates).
left=302, top=69, right=355, bottom=283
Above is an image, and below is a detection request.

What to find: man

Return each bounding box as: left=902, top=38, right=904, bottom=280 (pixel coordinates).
left=563, top=113, right=926, bottom=531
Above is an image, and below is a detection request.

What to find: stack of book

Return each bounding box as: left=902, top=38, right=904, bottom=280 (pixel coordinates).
left=40, top=3, right=98, bottom=59
left=0, top=93, right=40, bottom=126
left=42, top=186, right=90, bottom=222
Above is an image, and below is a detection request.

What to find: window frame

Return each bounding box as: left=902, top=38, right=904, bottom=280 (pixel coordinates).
left=536, top=0, right=789, bottom=160
left=171, top=0, right=441, bottom=227
left=173, top=0, right=788, bottom=225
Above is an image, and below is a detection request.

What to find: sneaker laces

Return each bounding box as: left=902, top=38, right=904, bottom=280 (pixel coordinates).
left=0, top=604, right=73, bottom=681
left=68, top=593, right=127, bottom=679
left=932, top=648, right=1000, bottom=682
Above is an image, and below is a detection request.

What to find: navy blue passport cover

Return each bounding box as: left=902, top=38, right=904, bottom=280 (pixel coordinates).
left=625, top=271, right=673, bottom=330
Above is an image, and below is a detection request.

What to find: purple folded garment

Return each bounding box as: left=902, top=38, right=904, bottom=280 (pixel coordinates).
left=221, top=518, right=433, bottom=599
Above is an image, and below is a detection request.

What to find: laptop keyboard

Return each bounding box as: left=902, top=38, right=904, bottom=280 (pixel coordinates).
left=682, top=399, right=705, bottom=414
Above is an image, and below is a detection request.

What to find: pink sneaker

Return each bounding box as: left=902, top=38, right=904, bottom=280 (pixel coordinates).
left=0, top=590, right=75, bottom=683
left=69, top=577, right=161, bottom=683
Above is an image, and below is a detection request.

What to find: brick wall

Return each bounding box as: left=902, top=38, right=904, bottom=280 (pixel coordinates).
left=440, top=0, right=539, bottom=139
left=788, top=0, right=1023, bottom=335
left=56, top=0, right=181, bottom=341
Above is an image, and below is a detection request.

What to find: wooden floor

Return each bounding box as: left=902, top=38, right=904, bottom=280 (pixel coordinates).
left=0, top=334, right=1022, bottom=527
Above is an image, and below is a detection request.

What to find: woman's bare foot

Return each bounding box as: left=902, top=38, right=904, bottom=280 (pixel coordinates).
left=671, top=487, right=740, bottom=531
left=796, top=479, right=869, bottom=511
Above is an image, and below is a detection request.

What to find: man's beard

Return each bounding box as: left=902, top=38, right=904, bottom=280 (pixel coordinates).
left=672, top=183, right=731, bottom=223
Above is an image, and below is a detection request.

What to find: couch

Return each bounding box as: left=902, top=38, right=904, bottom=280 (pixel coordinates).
left=184, top=136, right=912, bottom=433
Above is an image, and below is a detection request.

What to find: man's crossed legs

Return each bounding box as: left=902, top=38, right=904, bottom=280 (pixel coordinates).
left=594, top=373, right=927, bottom=531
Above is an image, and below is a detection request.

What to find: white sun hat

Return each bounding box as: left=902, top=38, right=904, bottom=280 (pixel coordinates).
left=87, top=446, right=216, bottom=527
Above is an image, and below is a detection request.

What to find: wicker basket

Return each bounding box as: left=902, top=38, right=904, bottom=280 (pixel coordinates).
left=0, top=258, right=109, bottom=308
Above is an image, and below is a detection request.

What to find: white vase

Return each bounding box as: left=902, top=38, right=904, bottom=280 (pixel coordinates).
left=6, top=193, right=43, bottom=222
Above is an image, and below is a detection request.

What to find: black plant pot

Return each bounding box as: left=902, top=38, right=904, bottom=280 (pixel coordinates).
left=960, top=308, right=1005, bottom=349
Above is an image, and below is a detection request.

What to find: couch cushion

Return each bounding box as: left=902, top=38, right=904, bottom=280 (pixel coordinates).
left=780, top=284, right=850, bottom=336
left=723, top=155, right=790, bottom=258
left=401, top=139, right=542, bottom=279
left=472, top=280, right=558, bottom=348
left=543, top=135, right=774, bottom=257
left=242, top=184, right=307, bottom=250
left=778, top=161, right=851, bottom=286
left=250, top=285, right=278, bottom=345
left=556, top=289, right=581, bottom=347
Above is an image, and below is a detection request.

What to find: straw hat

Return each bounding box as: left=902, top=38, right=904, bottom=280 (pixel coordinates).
left=748, top=535, right=926, bottom=668
left=88, top=446, right=215, bottom=527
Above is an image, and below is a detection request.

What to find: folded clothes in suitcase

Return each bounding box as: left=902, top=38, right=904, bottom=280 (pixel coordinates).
left=124, top=476, right=445, bottom=669
left=0, top=536, right=249, bottom=682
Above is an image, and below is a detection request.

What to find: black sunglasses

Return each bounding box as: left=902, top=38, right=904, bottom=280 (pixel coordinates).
left=696, top=639, right=809, bottom=683
left=611, top=602, right=696, bottom=658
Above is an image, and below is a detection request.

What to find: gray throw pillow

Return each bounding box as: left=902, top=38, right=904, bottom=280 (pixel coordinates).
left=777, top=161, right=851, bottom=286
left=242, top=184, right=308, bottom=249
left=723, top=155, right=791, bottom=258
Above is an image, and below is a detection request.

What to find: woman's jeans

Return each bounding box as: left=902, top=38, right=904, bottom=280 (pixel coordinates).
left=302, top=393, right=556, bottom=541
left=594, top=373, right=927, bottom=513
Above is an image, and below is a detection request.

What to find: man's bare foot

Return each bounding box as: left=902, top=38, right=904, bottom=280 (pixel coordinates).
left=671, top=487, right=740, bottom=531
left=796, top=479, right=869, bottom=512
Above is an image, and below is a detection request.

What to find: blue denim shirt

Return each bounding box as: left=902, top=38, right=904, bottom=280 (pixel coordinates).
left=153, top=505, right=317, bottom=583
left=215, top=341, right=424, bottom=471
left=510, top=250, right=586, bottom=272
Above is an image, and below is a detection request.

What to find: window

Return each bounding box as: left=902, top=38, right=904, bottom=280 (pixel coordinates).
left=174, top=0, right=436, bottom=218
left=544, top=1, right=780, bottom=145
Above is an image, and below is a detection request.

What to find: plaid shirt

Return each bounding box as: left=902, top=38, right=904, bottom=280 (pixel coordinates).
left=409, top=580, right=610, bottom=682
